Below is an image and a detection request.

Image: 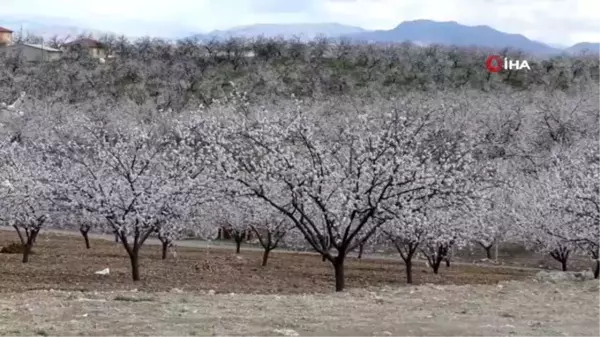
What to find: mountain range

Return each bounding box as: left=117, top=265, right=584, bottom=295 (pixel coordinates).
left=1, top=17, right=597, bottom=55
left=341, top=20, right=563, bottom=55
left=0, top=16, right=198, bottom=40
left=191, top=21, right=598, bottom=56
left=196, top=23, right=366, bottom=41
left=0, top=16, right=104, bottom=40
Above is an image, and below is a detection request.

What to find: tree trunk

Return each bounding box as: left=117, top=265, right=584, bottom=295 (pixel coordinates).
left=80, top=229, right=91, bottom=249
left=550, top=247, right=570, bottom=272
left=161, top=242, right=168, bottom=260
left=424, top=247, right=445, bottom=275
left=333, top=257, right=345, bottom=292
left=445, top=257, right=450, bottom=267
left=478, top=241, right=494, bottom=259
left=22, top=242, right=33, bottom=263
left=129, top=250, right=140, bottom=281
left=484, top=245, right=493, bottom=259
left=235, top=239, right=242, bottom=254
left=395, top=241, right=418, bottom=284
left=322, top=254, right=327, bottom=262
left=594, top=260, right=599, bottom=279
left=405, top=259, right=413, bottom=284
left=114, top=233, right=119, bottom=242
left=22, top=230, right=38, bottom=263
left=357, top=243, right=365, bottom=259
left=117, top=229, right=153, bottom=282
left=262, top=248, right=271, bottom=266
left=14, top=226, right=25, bottom=245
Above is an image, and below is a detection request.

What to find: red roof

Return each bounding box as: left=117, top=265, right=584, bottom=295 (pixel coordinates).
left=0, top=26, right=13, bottom=33
left=65, top=38, right=105, bottom=48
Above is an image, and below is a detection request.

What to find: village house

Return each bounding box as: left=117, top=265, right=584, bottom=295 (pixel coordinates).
left=0, top=26, right=13, bottom=46
left=2, top=43, right=62, bottom=62
left=0, top=26, right=62, bottom=62
left=63, top=38, right=108, bottom=59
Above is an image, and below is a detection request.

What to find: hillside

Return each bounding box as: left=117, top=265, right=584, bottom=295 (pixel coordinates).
left=342, top=20, right=560, bottom=55
left=191, top=23, right=366, bottom=41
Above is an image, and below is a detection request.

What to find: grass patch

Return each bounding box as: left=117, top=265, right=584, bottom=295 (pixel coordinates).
left=113, top=295, right=155, bottom=302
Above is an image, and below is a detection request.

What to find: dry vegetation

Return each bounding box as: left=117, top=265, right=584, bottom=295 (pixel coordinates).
left=0, top=278, right=597, bottom=336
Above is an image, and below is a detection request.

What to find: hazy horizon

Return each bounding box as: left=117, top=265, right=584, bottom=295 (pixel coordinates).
left=1, top=0, right=598, bottom=46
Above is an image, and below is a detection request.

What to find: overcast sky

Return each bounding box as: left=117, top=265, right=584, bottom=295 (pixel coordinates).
left=1, top=0, right=598, bottom=45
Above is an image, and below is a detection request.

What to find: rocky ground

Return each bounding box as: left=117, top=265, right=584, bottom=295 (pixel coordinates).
left=0, top=279, right=597, bottom=336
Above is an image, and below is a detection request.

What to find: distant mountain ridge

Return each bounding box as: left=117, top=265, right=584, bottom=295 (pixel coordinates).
left=565, top=42, right=600, bottom=54
left=0, top=16, right=197, bottom=40
left=187, top=20, right=597, bottom=56
left=340, top=20, right=561, bottom=55
left=1, top=17, right=597, bottom=55
left=191, top=23, right=366, bottom=42
left=0, top=16, right=110, bottom=40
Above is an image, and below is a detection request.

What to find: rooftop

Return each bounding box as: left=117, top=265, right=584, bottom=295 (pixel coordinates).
left=21, top=43, right=62, bottom=52
left=0, top=27, right=13, bottom=33
left=4, top=43, right=62, bottom=52
left=64, top=38, right=105, bottom=48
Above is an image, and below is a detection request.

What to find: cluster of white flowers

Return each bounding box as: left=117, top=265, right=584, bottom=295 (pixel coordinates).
left=0, top=87, right=596, bottom=289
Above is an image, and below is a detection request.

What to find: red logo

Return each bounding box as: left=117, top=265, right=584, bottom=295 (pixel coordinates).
left=485, top=55, right=503, bottom=73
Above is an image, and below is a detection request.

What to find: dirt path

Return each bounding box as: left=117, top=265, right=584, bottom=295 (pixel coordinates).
left=0, top=280, right=597, bottom=336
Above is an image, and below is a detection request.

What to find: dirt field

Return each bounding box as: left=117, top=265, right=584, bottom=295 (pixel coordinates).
left=0, top=231, right=598, bottom=336
left=0, top=231, right=535, bottom=294
left=0, top=280, right=598, bottom=336
left=449, top=242, right=594, bottom=271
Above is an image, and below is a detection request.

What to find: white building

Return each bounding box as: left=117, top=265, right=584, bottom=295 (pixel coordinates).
left=1, top=43, right=62, bottom=62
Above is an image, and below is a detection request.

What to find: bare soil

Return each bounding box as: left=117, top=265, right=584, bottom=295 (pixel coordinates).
left=0, top=280, right=597, bottom=336
left=0, top=231, right=535, bottom=294
left=450, top=242, right=594, bottom=271
left=0, top=231, right=597, bottom=336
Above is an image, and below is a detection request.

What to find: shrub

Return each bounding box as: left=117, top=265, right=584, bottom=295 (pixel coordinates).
left=0, top=242, right=32, bottom=254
